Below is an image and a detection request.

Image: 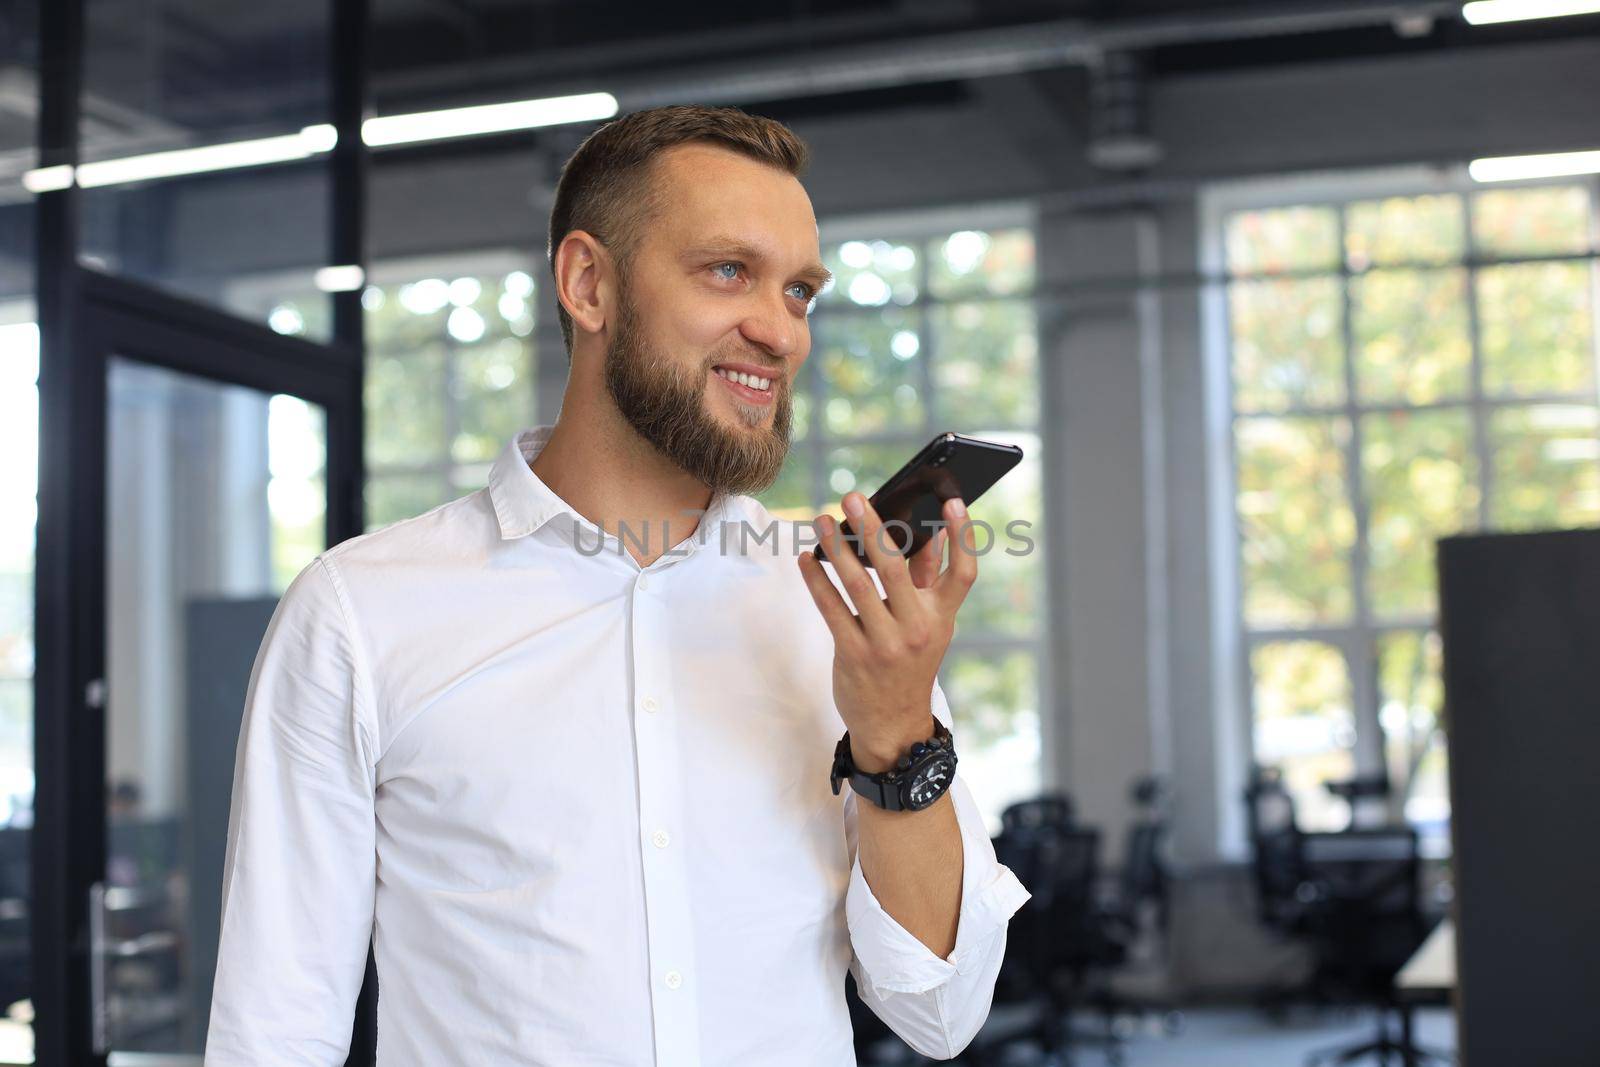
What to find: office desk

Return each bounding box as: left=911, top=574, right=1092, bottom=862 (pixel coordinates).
left=1398, top=918, right=1454, bottom=993
left=1395, top=918, right=1455, bottom=1065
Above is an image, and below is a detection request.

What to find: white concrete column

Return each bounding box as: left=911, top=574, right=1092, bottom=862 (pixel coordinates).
left=1038, top=206, right=1174, bottom=862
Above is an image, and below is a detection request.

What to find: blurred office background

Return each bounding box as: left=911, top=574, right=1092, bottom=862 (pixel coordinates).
left=3, top=0, right=1599, bottom=1064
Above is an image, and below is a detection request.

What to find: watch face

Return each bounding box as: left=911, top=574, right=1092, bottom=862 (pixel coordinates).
left=904, top=752, right=956, bottom=811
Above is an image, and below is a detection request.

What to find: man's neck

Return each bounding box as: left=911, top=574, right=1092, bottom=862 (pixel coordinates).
left=530, top=405, right=716, bottom=568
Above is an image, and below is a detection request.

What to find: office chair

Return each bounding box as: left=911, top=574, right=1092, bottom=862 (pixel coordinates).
left=1087, top=778, right=1183, bottom=1039
left=849, top=791, right=1081, bottom=1066
left=1244, top=767, right=1336, bottom=1020
left=1245, top=767, right=1310, bottom=935
left=967, top=800, right=1126, bottom=1067
left=1245, top=766, right=1296, bottom=836
left=999, top=792, right=1076, bottom=834
left=1321, top=773, right=1393, bottom=831
left=1296, top=828, right=1452, bottom=1067
left=1115, top=777, right=1172, bottom=940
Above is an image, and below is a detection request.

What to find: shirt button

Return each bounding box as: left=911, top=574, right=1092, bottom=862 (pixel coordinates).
left=652, top=829, right=671, bottom=849
left=637, top=574, right=651, bottom=591
left=641, top=696, right=659, bottom=713
left=664, top=970, right=683, bottom=990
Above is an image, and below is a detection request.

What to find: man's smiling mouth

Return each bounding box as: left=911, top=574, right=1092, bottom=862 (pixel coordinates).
left=712, top=366, right=772, bottom=392
left=711, top=362, right=777, bottom=404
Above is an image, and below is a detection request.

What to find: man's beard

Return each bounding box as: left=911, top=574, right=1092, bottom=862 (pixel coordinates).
left=603, top=283, right=793, bottom=497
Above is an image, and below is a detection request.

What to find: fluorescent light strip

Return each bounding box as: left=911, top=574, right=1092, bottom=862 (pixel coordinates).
left=15, top=90, right=612, bottom=194
left=21, top=165, right=74, bottom=193
left=1463, top=0, right=1600, bottom=24
left=314, top=265, right=366, bottom=293
left=1469, top=148, right=1600, bottom=182
left=362, top=92, right=618, bottom=147
left=74, top=125, right=337, bottom=188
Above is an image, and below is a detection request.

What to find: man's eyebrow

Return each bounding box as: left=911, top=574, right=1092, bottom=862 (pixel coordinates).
left=681, top=237, right=834, bottom=289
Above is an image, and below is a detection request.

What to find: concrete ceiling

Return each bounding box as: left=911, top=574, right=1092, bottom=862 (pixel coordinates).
left=2, top=0, right=1599, bottom=181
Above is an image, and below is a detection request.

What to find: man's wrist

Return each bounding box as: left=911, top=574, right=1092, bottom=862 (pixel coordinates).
left=848, top=712, right=939, bottom=774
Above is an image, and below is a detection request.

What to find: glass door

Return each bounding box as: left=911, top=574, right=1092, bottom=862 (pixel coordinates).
left=95, top=356, right=330, bottom=1056
left=44, top=272, right=364, bottom=1067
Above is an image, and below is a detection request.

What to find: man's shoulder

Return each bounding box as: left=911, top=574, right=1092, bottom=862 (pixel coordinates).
left=323, top=486, right=499, bottom=572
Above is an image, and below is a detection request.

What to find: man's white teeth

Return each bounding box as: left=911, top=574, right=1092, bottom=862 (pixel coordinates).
left=715, top=367, right=771, bottom=391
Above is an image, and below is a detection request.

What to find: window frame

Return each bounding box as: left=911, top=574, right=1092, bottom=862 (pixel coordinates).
left=1201, top=164, right=1600, bottom=857
left=225, top=247, right=543, bottom=528
left=803, top=202, right=1051, bottom=832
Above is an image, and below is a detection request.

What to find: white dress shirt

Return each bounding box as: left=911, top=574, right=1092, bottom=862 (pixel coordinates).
left=204, top=424, right=1031, bottom=1066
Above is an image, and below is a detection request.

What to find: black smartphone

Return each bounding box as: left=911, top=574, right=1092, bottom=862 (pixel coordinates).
left=812, top=431, right=1024, bottom=569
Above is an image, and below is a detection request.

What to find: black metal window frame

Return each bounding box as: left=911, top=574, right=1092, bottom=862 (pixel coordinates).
left=28, top=2, right=374, bottom=1065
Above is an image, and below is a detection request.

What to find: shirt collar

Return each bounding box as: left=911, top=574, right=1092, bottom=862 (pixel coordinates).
left=487, top=425, right=748, bottom=547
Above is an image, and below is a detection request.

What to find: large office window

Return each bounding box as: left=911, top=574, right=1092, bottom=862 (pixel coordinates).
left=765, top=215, right=1044, bottom=833
left=1218, top=177, right=1600, bottom=837
left=359, top=256, right=540, bottom=529
left=249, top=251, right=541, bottom=532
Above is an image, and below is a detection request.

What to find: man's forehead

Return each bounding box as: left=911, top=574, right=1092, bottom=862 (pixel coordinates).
left=651, top=145, right=818, bottom=245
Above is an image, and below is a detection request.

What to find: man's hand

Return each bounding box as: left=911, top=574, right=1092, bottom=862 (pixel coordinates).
left=796, top=493, right=979, bottom=773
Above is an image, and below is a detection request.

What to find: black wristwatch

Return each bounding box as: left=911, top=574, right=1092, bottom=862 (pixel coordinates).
left=830, top=719, right=957, bottom=812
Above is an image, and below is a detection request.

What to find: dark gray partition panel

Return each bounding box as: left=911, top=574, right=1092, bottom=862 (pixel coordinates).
left=1437, top=528, right=1600, bottom=1067
left=184, top=596, right=279, bottom=1052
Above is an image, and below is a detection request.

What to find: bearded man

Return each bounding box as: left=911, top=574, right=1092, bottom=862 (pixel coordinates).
left=204, top=103, right=1029, bottom=1067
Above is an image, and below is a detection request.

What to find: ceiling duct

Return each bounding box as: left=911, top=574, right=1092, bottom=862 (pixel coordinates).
left=1087, top=50, right=1162, bottom=173
left=376, top=1, right=1463, bottom=114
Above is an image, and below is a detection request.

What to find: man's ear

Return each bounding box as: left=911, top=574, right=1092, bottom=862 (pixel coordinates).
left=554, top=230, right=611, bottom=339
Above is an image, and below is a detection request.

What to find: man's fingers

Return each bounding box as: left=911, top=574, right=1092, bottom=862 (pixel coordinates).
left=797, top=548, right=864, bottom=646
left=909, top=528, right=945, bottom=589
left=817, top=513, right=896, bottom=641
left=844, top=493, right=919, bottom=613
left=935, top=498, right=979, bottom=611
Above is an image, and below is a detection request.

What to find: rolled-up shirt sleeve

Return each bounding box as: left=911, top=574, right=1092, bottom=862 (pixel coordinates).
left=204, top=553, right=379, bottom=1066
left=843, top=679, right=1032, bottom=1060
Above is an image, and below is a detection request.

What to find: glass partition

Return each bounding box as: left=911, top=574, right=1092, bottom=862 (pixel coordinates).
left=101, top=357, right=327, bottom=1055
left=0, top=1, right=38, bottom=1059
left=77, top=0, right=335, bottom=338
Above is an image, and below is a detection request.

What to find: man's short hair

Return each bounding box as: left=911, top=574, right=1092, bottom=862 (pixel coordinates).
left=547, top=104, right=811, bottom=358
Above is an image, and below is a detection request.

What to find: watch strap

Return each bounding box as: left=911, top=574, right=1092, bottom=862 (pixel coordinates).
left=850, top=767, right=903, bottom=812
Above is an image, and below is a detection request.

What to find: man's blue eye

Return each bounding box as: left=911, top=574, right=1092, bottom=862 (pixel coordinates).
left=713, top=262, right=813, bottom=304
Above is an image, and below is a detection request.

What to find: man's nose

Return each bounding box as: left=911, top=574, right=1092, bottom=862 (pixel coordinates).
left=739, top=291, right=798, bottom=360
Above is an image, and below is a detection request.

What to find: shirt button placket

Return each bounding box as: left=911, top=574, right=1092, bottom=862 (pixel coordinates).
left=629, top=568, right=702, bottom=1062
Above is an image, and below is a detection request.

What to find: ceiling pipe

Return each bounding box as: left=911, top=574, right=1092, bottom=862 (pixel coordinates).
left=375, top=1, right=1463, bottom=114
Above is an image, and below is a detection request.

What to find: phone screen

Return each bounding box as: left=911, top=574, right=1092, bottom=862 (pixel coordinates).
left=812, top=432, right=1023, bottom=569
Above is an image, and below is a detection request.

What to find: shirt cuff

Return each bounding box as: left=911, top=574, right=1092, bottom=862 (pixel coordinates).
left=845, top=773, right=1032, bottom=997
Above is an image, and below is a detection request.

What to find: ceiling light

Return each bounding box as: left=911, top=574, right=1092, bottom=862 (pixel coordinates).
left=361, top=92, right=618, bottom=148
left=1469, top=148, right=1600, bottom=182
left=1462, top=0, right=1600, bottom=25
left=21, top=165, right=74, bottom=193
left=13, top=88, right=612, bottom=195
left=74, top=125, right=337, bottom=188
left=314, top=265, right=366, bottom=292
